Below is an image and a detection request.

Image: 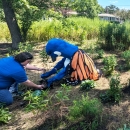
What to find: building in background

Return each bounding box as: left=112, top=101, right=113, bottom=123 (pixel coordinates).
left=98, top=13, right=123, bottom=23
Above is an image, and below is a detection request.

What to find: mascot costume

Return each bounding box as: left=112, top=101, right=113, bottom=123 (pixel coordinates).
left=41, top=38, right=101, bottom=88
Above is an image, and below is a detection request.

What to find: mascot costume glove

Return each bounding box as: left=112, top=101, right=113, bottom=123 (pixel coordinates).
left=46, top=67, right=66, bottom=87
left=41, top=57, right=66, bottom=87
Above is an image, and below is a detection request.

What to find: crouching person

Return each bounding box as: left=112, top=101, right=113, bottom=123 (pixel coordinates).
left=0, top=52, right=45, bottom=106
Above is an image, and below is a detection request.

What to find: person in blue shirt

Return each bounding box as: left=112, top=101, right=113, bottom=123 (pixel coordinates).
left=0, top=52, right=45, bottom=106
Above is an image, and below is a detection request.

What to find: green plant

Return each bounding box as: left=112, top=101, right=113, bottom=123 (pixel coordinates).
left=55, top=84, right=71, bottom=103
left=80, top=80, right=96, bottom=91
left=121, top=50, right=130, bottom=69
left=118, top=124, right=130, bottom=130
left=102, top=55, right=117, bottom=76
left=0, top=106, right=12, bottom=124
left=100, top=74, right=122, bottom=103
left=69, top=95, right=102, bottom=129
left=40, top=50, right=49, bottom=63
left=97, top=49, right=104, bottom=58
left=7, top=42, right=34, bottom=56
left=23, top=90, right=49, bottom=113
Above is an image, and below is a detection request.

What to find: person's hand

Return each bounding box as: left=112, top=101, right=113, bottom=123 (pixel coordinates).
left=37, top=68, right=46, bottom=72
left=37, top=85, right=45, bottom=90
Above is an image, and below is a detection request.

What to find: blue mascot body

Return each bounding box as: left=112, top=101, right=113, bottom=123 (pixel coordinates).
left=41, top=38, right=100, bottom=88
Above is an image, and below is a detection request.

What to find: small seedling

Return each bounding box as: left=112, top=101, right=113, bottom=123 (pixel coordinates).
left=0, top=106, right=12, bottom=124
left=80, top=80, right=96, bottom=91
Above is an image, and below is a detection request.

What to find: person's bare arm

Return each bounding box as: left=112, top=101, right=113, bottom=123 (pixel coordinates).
left=21, top=79, right=44, bottom=89
left=25, top=64, right=45, bottom=71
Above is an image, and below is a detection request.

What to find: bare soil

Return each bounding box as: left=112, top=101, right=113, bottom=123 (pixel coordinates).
left=0, top=43, right=130, bottom=130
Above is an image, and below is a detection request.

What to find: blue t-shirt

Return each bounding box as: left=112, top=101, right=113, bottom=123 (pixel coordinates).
left=0, top=56, right=27, bottom=89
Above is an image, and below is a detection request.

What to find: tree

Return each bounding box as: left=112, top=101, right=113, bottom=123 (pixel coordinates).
left=1, top=0, right=22, bottom=49
left=104, top=5, right=119, bottom=14
left=0, top=0, right=52, bottom=48
left=73, top=0, right=102, bottom=19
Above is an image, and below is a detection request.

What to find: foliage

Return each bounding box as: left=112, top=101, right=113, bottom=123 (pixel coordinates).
left=99, top=22, right=130, bottom=51
left=96, top=49, right=104, bottom=58
left=55, top=84, right=71, bottom=104
left=104, top=5, right=119, bottom=14
left=69, top=95, right=102, bottom=129
left=40, top=49, right=49, bottom=63
left=80, top=80, right=96, bottom=91
left=0, top=106, right=11, bottom=124
left=0, top=8, right=5, bottom=22
left=0, top=22, right=11, bottom=42
left=13, top=0, right=43, bottom=42
left=23, top=90, right=49, bottom=112
left=102, top=55, right=117, bottom=76
left=74, top=0, right=102, bottom=19
left=118, top=124, right=130, bottom=130
left=27, top=17, right=105, bottom=42
left=100, top=74, right=122, bottom=103
left=7, top=42, right=34, bottom=56
left=121, top=50, right=130, bottom=69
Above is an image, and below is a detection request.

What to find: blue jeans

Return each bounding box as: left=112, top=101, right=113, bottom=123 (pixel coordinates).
left=0, top=89, right=13, bottom=106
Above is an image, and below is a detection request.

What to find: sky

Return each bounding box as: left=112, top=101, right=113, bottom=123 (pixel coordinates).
left=97, top=0, right=130, bottom=10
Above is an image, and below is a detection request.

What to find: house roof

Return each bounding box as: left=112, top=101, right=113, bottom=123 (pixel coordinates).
left=98, top=13, right=119, bottom=18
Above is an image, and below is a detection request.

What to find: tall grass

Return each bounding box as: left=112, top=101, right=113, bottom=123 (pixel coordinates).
left=0, top=22, right=11, bottom=42
left=99, top=21, right=130, bottom=51
left=27, top=17, right=108, bottom=43
left=1, top=17, right=130, bottom=51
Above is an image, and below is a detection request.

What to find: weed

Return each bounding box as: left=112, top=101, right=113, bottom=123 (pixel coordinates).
left=7, top=42, right=34, bottom=56
left=97, top=49, right=104, bottom=58
left=121, top=50, right=130, bottom=69
left=69, top=94, right=102, bottom=129
left=39, top=50, right=49, bottom=63
left=0, top=106, right=11, bottom=124
left=100, top=74, right=122, bottom=103
left=102, top=55, right=117, bottom=76
left=80, top=79, right=96, bottom=91
left=23, top=90, right=49, bottom=113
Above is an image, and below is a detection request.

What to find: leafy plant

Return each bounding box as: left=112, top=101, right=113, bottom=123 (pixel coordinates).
left=40, top=50, right=49, bottom=63
left=0, top=106, right=12, bottom=124
left=97, top=49, right=104, bottom=58
left=23, top=90, right=49, bottom=113
left=69, top=94, right=102, bottom=119
left=100, top=74, right=122, bottom=103
left=102, top=55, right=117, bottom=76
left=55, top=84, right=71, bottom=103
left=80, top=80, right=96, bottom=91
left=7, top=42, right=34, bottom=56
left=121, top=50, right=130, bottom=69
left=69, top=95, right=102, bottom=129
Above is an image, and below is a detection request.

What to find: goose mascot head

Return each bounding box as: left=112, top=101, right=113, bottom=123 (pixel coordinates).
left=45, top=38, right=78, bottom=62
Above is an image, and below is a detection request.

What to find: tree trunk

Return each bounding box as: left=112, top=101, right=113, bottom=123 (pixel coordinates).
left=1, top=0, right=23, bottom=49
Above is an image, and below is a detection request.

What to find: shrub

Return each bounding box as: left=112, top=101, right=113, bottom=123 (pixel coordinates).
left=102, top=55, right=117, bottom=76
left=69, top=95, right=102, bottom=129
left=100, top=74, right=122, bottom=103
